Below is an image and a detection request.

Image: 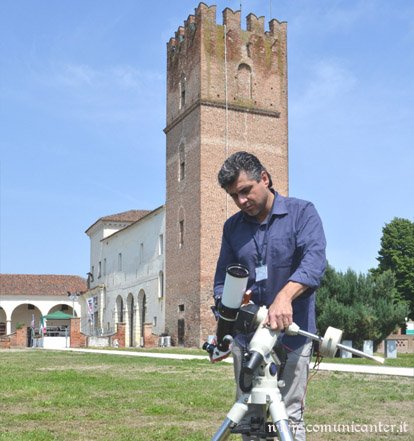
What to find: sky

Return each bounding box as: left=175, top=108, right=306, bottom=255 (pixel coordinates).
left=1, top=0, right=413, bottom=278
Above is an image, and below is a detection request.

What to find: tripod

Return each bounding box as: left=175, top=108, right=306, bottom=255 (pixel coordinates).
left=208, top=309, right=384, bottom=441
left=211, top=339, right=293, bottom=441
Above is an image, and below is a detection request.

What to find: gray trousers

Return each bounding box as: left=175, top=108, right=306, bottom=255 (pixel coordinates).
left=232, top=340, right=312, bottom=441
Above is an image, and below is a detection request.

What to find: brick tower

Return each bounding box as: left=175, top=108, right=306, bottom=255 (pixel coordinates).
left=164, top=3, right=288, bottom=347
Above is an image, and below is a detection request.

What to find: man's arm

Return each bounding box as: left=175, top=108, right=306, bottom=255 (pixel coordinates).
left=264, top=202, right=327, bottom=330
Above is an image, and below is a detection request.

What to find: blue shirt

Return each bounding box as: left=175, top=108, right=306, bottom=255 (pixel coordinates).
left=213, top=191, right=327, bottom=349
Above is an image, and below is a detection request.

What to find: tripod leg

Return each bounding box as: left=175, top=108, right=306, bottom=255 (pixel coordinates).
left=211, top=396, right=249, bottom=441
left=211, top=417, right=232, bottom=441
left=274, top=420, right=294, bottom=441
left=268, top=396, right=294, bottom=441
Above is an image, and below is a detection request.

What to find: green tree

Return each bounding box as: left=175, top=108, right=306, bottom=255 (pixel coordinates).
left=316, top=263, right=408, bottom=351
left=371, top=217, right=414, bottom=318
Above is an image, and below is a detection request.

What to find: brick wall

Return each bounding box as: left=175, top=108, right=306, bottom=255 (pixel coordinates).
left=0, top=336, right=11, bottom=349
left=377, top=334, right=414, bottom=354
left=112, top=322, right=126, bottom=347
left=143, top=323, right=159, bottom=347
left=10, top=327, right=27, bottom=348
left=70, top=317, right=86, bottom=348
left=165, top=3, right=288, bottom=347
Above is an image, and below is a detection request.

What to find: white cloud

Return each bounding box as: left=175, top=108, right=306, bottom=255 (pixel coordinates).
left=290, top=59, right=356, bottom=119
left=320, top=0, right=374, bottom=32
left=289, top=0, right=375, bottom=36
left=55, top=64, right=96, bottom=87
left=54, top=63, right=163, bottom=90
left=25, top=63, right=165, bottom=124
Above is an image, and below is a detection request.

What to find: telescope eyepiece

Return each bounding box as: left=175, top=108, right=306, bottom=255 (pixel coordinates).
left=203, top=342, right=215, bottom=355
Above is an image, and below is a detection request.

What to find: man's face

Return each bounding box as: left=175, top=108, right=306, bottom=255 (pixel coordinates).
left=226, top=170, right=271, bottom=219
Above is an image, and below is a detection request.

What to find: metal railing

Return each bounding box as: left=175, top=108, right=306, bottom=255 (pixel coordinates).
left=79, top=316, right=115, bottom=337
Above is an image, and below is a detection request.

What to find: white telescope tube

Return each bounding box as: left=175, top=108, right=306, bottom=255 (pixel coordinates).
left=221, top=263, right=249, bottom=308
left=215, top=264, right=250, bottom=352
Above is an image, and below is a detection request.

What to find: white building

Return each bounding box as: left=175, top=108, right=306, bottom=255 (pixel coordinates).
left=0, top=274, right=86, bottom=339
left=84, top=207, right=166, bottom=347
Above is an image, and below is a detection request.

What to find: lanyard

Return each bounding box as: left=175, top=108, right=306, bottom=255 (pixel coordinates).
left=252, top=222, right=270, bottom=266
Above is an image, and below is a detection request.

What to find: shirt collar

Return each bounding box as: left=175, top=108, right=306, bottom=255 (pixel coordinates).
left=271, top=190, right=288, bottom=216
left=242, top=189, right=288, bottom=224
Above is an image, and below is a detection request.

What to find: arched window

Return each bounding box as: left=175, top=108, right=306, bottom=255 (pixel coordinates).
left=116, top=296, right=124, bottom=323
left=178, top=143, right=185, bottom=181
left=179, top=221, right=184, bottom=248
left=179, top=75, right=186, bottom=109
left=178, top=207, right=185, bottom=249
left=237, top=63, right=252, bottom=100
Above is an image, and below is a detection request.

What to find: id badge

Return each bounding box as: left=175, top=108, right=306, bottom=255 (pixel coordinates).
left=255, top=264, right=268, bottom=282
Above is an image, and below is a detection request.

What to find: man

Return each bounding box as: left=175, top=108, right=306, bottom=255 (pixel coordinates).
left=213, top=152, right=326, bottom=441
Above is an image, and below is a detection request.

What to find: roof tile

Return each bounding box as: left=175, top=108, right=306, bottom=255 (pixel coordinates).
left=0, top=274, right=87, bottom=296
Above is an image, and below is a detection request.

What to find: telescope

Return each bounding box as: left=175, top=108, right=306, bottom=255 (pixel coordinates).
left=204, top=263, right=384, bottom=440
left=203, top=263, right=249, bottom=362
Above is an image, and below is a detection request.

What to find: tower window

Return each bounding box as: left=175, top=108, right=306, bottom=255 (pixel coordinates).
left=179, top=76, right=186, bottom=109
left=237, top=63, right=252, bottom=100
left=118, top=253, right=122, bottom=271
left=180, top=160, right=185, bottom=180
left=179, top=143, right=185, bottom=181
left=179, top=220, right=184, bottom=248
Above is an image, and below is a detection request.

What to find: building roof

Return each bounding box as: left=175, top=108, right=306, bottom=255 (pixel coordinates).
left=102, top=205, right=165, bottom=241
left=0, top=274, right=87, bottom=296
left=100, top=210, right=152, bottom=222
left=85, top=209, right=152, bottom=234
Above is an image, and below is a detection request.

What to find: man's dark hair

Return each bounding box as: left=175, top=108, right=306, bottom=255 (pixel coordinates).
left=217, top=151, right=273, bottom=189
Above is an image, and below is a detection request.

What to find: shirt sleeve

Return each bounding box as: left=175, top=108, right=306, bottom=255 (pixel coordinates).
left=288, top=202, right=327, bottom=289
left=213, top=222, right=237, bottom=300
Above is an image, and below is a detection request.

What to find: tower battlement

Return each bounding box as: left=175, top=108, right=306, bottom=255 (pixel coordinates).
left=246, top=13, right=264, bottom=34
left=167, top=4, right=287, bottom=69
left=166, top=2, right=287, bottom=129
left=167, top=3, right=286, bottom=50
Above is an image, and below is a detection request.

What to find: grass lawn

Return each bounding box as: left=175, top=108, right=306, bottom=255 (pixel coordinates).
left=0, top=349, right=413, bottom=441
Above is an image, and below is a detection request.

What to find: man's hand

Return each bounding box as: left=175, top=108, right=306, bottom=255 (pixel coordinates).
left=262, top=281, right=309, bottom=330
left=263, top=293, right=293, bottom=330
